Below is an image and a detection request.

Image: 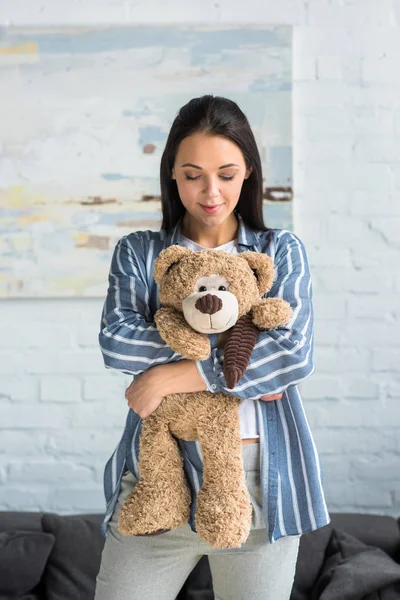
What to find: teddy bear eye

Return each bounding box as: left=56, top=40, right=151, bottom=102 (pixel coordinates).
left=199, top=285, right=207, bottom=292
left=218, top=286, right=227, bottom=291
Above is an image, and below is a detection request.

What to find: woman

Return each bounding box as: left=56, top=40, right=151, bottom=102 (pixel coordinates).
left=95, top=95, right=330, bottom=600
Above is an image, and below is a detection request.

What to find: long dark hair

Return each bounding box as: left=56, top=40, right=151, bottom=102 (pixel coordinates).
left=160, top=95, right=267, bottom=232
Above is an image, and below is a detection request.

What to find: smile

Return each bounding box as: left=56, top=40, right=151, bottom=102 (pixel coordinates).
left=210, top=315, right=233, bottom=330
left=200, top=204, right=222, bottom=214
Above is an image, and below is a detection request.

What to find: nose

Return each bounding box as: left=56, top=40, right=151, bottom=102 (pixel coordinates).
left=203, top=177, right=220, bottom=199
left=195, top=294, right=222, bottom=315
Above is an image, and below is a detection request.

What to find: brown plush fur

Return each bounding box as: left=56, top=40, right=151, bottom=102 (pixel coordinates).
left=119, top=392, right=252, bottom=548
left=155, top=249, right=266, bottom=318
left=118, top=247, right=292, bottom=549
left=252, top=297, right=293, bottom=331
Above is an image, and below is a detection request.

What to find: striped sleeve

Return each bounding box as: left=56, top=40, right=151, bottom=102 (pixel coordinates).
left=196, top=232, right=315, bottom=399
left=98, top=235, right=181, bottom=375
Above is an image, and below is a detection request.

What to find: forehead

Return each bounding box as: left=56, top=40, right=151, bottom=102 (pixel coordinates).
left=174, top=133, right=245, bottom=169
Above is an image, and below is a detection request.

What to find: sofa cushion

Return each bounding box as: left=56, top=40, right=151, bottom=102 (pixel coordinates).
left=291, top=512, right=400, bottom=599
left=0, top=530, right=55, bottom=596
left=330, top=513, right=400, bottom=559
left=0, top=596, right=40, bottom=600
left=41, top=513, right=105, bottom=600
left=311, top=528, right=400, bottom=599
left=0, top=511, right=43, bottom=533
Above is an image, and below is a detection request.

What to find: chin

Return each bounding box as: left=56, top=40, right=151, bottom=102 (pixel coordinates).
left=198, top=208, right=228, bottom=223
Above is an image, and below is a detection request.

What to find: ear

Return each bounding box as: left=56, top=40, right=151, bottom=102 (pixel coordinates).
left=244, top=166, right=253, bottom=179
left=153, top=245, right=193, bottom=285
left=240, top=252, right=275, bottom=294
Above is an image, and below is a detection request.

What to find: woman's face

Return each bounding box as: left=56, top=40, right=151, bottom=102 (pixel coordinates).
left=171, top=132, right=252, bottom=229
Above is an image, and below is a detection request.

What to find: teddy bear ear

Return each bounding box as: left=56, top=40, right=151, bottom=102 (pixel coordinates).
left=240, top=252, right=275, bottom=294
left=153, top=245, right=193, bottom=285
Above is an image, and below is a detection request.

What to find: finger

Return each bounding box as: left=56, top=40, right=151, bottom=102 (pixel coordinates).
left=260, top=393, right=283, bottom=401
left=127, top=400, right=136, bottom=413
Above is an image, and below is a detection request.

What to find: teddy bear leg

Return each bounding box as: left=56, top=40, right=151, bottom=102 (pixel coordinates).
left=118, top=415, right=191, bottom=536
left=195, top=398, right=253, bottom=549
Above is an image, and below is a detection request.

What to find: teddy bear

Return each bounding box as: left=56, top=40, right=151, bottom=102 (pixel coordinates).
left=118, top=245, right=292, bottom=549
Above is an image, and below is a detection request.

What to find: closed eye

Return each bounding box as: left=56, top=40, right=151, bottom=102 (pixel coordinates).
left=185, top=175, right=236, bottom=181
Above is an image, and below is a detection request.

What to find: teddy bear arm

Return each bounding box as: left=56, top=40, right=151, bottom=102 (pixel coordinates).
left=154, top=307, right=211, bottom=360
left=251, top=298, right=293, bottom=330
left=223, top=313, right=259, bottom=389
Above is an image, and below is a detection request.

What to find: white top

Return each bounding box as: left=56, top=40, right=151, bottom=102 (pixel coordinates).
left=178, top=234, right=259, bottom=439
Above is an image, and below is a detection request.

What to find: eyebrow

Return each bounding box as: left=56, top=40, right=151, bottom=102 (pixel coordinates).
left=180, top=162, right=240, bottom=170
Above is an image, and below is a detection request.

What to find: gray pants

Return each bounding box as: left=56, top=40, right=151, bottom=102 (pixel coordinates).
left=95, top=443, right=300, bottom=600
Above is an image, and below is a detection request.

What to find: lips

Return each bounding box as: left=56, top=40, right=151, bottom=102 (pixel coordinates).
left=200, top=204, right=221, bottom=214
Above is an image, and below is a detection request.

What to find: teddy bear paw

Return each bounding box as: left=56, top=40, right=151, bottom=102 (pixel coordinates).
left=195, top=487, right=252, bottom=549
left=118, top=483, right=191, bottom=536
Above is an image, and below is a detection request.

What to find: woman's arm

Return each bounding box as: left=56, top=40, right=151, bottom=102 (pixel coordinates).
left=194, top=232, right=315, bottom=400
left=125, top=360, right=282, bottom=418
left=124, top=360, right=206, bottom=418
left=99, top=235, right=183, bottom=375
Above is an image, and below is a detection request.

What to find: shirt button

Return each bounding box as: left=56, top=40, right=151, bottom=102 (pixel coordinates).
left=211, top=384, right=217, bottom=390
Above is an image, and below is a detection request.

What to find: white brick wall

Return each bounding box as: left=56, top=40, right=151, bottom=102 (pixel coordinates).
left=1, top=0, right=399, bottom=517
left=0, top=299, right=130, bottom=512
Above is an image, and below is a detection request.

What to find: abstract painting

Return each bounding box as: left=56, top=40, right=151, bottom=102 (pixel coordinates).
left=0, top=25, right=292, bottom=297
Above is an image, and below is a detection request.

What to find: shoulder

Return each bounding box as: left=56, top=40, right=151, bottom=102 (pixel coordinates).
left=256, top=229, right=308, bottom=264
left=114, top=228, right=168, bottom=256
left=109, top=229, right=170, bottom=282
left=125, top=228, right=167, bottom=246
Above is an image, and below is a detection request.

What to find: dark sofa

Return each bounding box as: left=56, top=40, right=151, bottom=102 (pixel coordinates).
left=1, top=510, right=400, bottom=600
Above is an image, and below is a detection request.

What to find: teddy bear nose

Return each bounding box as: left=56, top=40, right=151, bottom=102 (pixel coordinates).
left=195, top=294, right=223, bottom=315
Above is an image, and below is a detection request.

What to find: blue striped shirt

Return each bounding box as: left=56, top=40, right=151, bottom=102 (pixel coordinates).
left=98, top=215, right=331, bottom=543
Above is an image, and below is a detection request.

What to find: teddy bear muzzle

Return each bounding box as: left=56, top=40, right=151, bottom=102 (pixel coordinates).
left=195, top=293, right=222, bottom=314
left=182, top=291, right=239, bottom=334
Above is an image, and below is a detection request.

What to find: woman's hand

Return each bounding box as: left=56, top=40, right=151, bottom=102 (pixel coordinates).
left=125, top=369, right=165, bottom=419
left=259, top=393, right=282, bottom=402
left=125, top=361, right=207, bottom=419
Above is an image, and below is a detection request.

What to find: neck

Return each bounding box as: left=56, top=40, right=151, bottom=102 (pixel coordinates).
left=181, top=213, right=239, bottom=248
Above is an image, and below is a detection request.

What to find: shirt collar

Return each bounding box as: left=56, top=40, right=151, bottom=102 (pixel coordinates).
left=166, top=213, right=260, bottom=251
